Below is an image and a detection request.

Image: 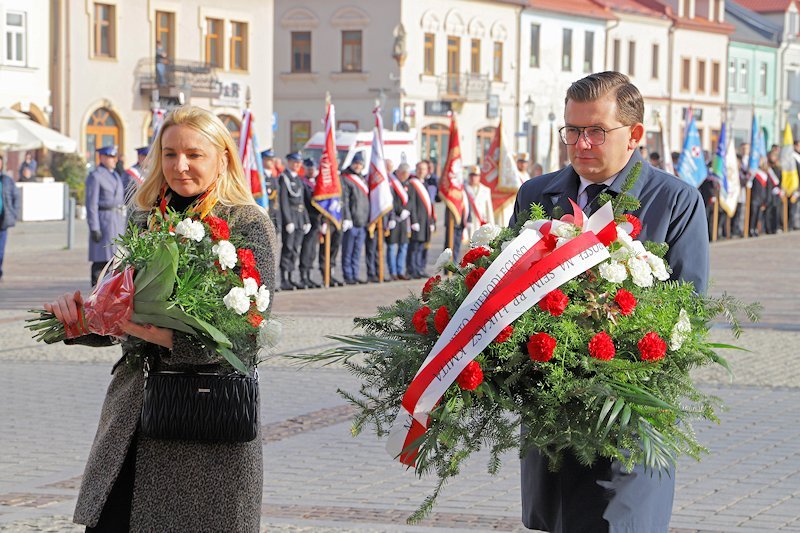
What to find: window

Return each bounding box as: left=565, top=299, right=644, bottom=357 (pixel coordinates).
left=424, top=33, right=435, bottom=75
left=681, top=58, right=691, bottom=91
left=584, top=31, right=594, bottom=73
left=230, top=21, right=248, bottom=71
left=651, top=44, right=659, bottom=79
left=421, top=123, right=450, bottom=176
left=790, top=12, right=799, bottom=35
left=493, top=41, right=503, bottom=81
left=740, top=59, right=748, bottom=92
left=341, top=30, right=362, bottom=72
left=447, top=36, right=460, bottom=94
left=788, top=71, right=800, bottom=101
left=290, top=121, right=311, bottom=152
left=681, top=0, right=692, bottom=17
left=471, top=39, right=480, bottom=74
left=728, top=59, right=737, bottom=91
left=613, top=39, right=621, bottom=72
left=155, top=11, right=174, bottom=61
left=93, top=3, right=115, bottom=58
left=530, top=24, right=540, bottom=68
left=711, top=61, right=720, bottom=94
left=86, top=108, right=121, bottom=166
left=697, top=59, right=706, bottom=92
left=628, top=41, right=636, bottom=76
left=219, top=114, right=241, bottom=144
left=291, top=31, right=311, bottom=73
left=205, top=18, right=224, bottom=68
left=562, top=29, right=572, bottom=71
left=476, top=127, right=496, bottom=165
left=760, top=62, right=768, bottom=96
left=5, top=11, right=26, bottom=65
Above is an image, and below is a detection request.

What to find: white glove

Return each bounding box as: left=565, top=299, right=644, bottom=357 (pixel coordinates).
left=342, top=219, right=353, bottom=232
left=410, top=222, right=420, bottom=232
left=429, top=224, right=435, bottom=234
left=400, top=209, right=411, bottom=221
left=285, top=222, right=295, bottom=234
left=320, top=222, right=328, bottom=235
left=302, top=223, right=311, bottom=235
left=387, top=220, right=397, bottom=230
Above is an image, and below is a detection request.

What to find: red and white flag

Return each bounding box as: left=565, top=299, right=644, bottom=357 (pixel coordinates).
left=480, top=119, right=525, bottom=219
left=368, top=107, right=394, bottom=228
left=312, top=102, right=343, bottom=227
left=438, top=114, right=467, bottom=225
left=239, top=109, right=266, bottom=207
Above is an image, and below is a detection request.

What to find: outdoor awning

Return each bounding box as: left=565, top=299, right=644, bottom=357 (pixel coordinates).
left=0, top=107, right=77, bottom=153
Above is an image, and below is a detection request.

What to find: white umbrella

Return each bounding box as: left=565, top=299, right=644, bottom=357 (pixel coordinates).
left=0, top=107, right=77, bottom=152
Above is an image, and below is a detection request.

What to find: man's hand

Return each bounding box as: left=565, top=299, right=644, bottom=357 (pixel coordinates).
left=399, top=209, right=411, bottom=221
left=302, top=223, right=311, bottom=235
left=410, top=222, right=420, bottom=232
left=429, top=224, right=435, bottom=234
left=387, top=220, right=397, bottom=230
left=342, top=219, right=353, bottom=232
left=320, top=222, right=328, bottom=235
left=285, top=223, right=295, bottom=234
left=91, top=230, right=102, bottom=243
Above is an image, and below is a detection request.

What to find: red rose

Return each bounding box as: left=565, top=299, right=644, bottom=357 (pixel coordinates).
left=434, top=306, right=450, bottom=334
left=494, top=325, right=514, bottom=344
left=248, top=312, right=264, bottom=328
left=625, top=214, right=642, bottom=239
left=465, top=267, right=486, bottom=290
left=527, top=332, right=557, bottom=362
left=456, top=360, right=484, bottom=390
left=422, top=275, right=441, bottom=299
left=460, top=246, right=491, bottom=268
left=588, top=331, right=616, bottom=361
left=614, top=289, right=637, bottom=316
left=638, top=331, right=667, bottom=362
left=205, top=216, right=230, bottom=240
left=412, top=306, right=432, bottom=334
left=538, top=289, right=569, bottom=316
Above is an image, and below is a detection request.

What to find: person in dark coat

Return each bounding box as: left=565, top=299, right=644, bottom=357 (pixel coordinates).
left=0, top=155, right=21, bottom=281
left=386, top=163, right=411, bottom=280
left=748, top=158, right=768, bottom=237
left=406, top=169, right=435, bottom=279
left=279, top=152, right=309, bottom=290
left=86, top=145, right=127, bottom=286
left=340, top=153, right=369, bottom=284
left=261, top=149, right=282, bottom=232
left=510, top=71, right=709, bottom=533
left=299, top=158, right=321, bottom=288
left=698, top=176, right=720, bottom=241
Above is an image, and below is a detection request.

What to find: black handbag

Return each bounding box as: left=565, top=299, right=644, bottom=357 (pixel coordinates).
left=140, top=360, right=259, bottom=443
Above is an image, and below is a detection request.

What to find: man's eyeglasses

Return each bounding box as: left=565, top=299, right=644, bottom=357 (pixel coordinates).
left=559, top=125, right=629, bottom=146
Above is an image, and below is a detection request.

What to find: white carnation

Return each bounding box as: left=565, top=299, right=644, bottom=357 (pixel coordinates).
left=434, top=248, right=454, bottom=272
left=644, top=254, right=670, bottom=281
left=243, top=277, right=258, bottom=297
left=212, top=240, right=237, bottom=270
left=598, top=261, right=628, bottom=283
left=628, top=257, right=654, bottom=288
left=174, top=218, right=205, bottom=242
left=223, top=286, right=251, bottom=315
left=255, top=285, right=271, bottom=312
left=669, top=309, right=692, bottom=351
left=258, top=318, right=283, bottom=349
left=471, top=223, right=502, bottom=248
left=550, top=221, right=580, bottom=238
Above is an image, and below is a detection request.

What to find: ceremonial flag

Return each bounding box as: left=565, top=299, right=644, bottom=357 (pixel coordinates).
left=438, top=114, right=467, bottom=224
left=239, top=109, right=267, bottom=208
left=150, top=108, right=166, bottom=145
left=312, top=102, right=343, bottom=228
left=367, top=107, right=394, bottom=228
left=659, top=114, right=674, bottom=175
left=711, top=122, right=740, bottom=217
left=748, top=115, right=766, bottom=173
left=480, top=119, right=525, bottom=218
left=781, top=123, right=799, bottom=196
left=676, top=112, right=707, bottom=187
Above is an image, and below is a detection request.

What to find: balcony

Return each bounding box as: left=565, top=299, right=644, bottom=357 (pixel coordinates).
left=437, top=73, right=490, bottom=102
left=136, top=58, right=222, bottom=100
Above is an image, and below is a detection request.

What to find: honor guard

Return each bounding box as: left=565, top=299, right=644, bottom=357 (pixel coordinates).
left=298, top=158, right=322, bottom=288
left=279, top=152, right=310, bottom=290
left=340, top=152, right=369, bottom=284
left=260, top=149, right=282, bottom=231
left=124, top=146, right=148, bottom=197
left=86, top=145, right=127, bottom=286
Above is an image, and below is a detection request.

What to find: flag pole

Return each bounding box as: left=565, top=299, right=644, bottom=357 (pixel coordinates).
left=377, top=218, right=385, bottom=283
left=744, top=187, right=751, bottom=238
left=712, top=191, right=719, bottom=242
left=784, top=195, right=789, bottom=233
left=324, top=92, right=332, bottom=288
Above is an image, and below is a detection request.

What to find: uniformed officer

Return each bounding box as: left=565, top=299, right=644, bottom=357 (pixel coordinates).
left=261, top=149, right=282, bottom=231
left=516, top=152, right=532, bottom=180
left=124, top=146, right=148, bottom=198
left=299, top=158, right=322, bottom=289
left=86, top=145, right=127, bottom=286
left=279, top=152, right=310, bottom=290
left=340, top=152, right=369, bottom=284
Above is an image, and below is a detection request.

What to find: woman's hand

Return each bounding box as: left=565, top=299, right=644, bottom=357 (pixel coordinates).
left=44, top=291, right=83, bottom=326
left=120, top=320, right=174, bottom=350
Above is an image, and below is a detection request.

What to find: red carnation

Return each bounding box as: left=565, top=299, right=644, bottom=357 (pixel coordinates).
left=527, top=332, right=557, bottom=362
left=237, top=248, right=257, bottom=269
left=422, top=275, right=441, bottom=299
left=494, top=325, right=514, bottom=344
left=434, top=306, right=450, bottom=334
left=241, top=264, right=261, bottom=286
left=456, top=360, right=484, bottom=391
left=588, top=331, right=616, bottom=361
left=205, top=216, right=230, bottom=240
left=248, top=312, right=264, bottom=328
left=638, top=332, right=667, bottom=362
left=465, top=267, right=486, bottom=290
left=460, top=246, right=491, bottom=268
left=625, top=214, right=642, bottom=239
left=412, top=306, right=432, bottom=334
left=538, top=289, right=569, bottom=316
left=614, top=289, right=637, bottom=316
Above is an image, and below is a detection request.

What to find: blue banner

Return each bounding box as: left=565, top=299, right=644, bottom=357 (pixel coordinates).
left=676, top=116, right=708, bottom=188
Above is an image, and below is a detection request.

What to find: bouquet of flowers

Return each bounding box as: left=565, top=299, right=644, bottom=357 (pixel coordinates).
left=301, top=165, right=759, bottom=521
left=26, top=209, right=278, bottom=374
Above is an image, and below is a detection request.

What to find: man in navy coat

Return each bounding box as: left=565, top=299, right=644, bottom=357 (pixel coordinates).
left=510, top=71, right=709, bottom=533
left=86, top=145, right=127, bottom=287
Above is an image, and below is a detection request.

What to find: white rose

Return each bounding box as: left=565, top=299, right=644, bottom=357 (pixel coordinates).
left=434, top=248, right=454, bottom=272
left=223, top=286, right=251, bottom=315
left=212, top=240, right=237, bottom=270
left=669, top=309, right=692, bottom=351
left=243, top=277, right=259, bottom=297
left=599, top=261, right=628, bottom=283
left=644, top=254, right=670, bottom=281
left=258, top=318, right=283, bottom=349
left=471, top=223, right=502, bottom=248
left=627, top=257, right=654, bottom=288
left=255, top=285, right=271, bottom=312
left=175, top=218, right=205, bottom=242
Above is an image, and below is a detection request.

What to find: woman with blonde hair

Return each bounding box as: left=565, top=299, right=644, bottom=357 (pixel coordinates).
left=43, top=105, right=276, bottom=531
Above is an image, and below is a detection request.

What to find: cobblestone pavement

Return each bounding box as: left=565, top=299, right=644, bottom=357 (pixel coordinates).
left=0, top=220, right=799, bottom=532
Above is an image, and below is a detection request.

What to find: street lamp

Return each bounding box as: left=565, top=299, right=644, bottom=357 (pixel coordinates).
left=524, top=95, right=535, bottom=159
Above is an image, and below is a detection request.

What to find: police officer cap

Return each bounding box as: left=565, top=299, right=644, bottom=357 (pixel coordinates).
left=260, top=148, right=275, bottom=159
left=286, top=151, right=303, bottom=162
left=303, top=158, right=316, bottom=168
left=97, top=145, right=118, bottom=157
left=517, top=152, right=530, bottom=162
left=351, top=152, right=365, bottom=164
left=135, top=146, right=149, bottom=156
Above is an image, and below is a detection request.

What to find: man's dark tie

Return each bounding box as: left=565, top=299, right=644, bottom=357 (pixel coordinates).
left=584, top=183, right=608, bottom=213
